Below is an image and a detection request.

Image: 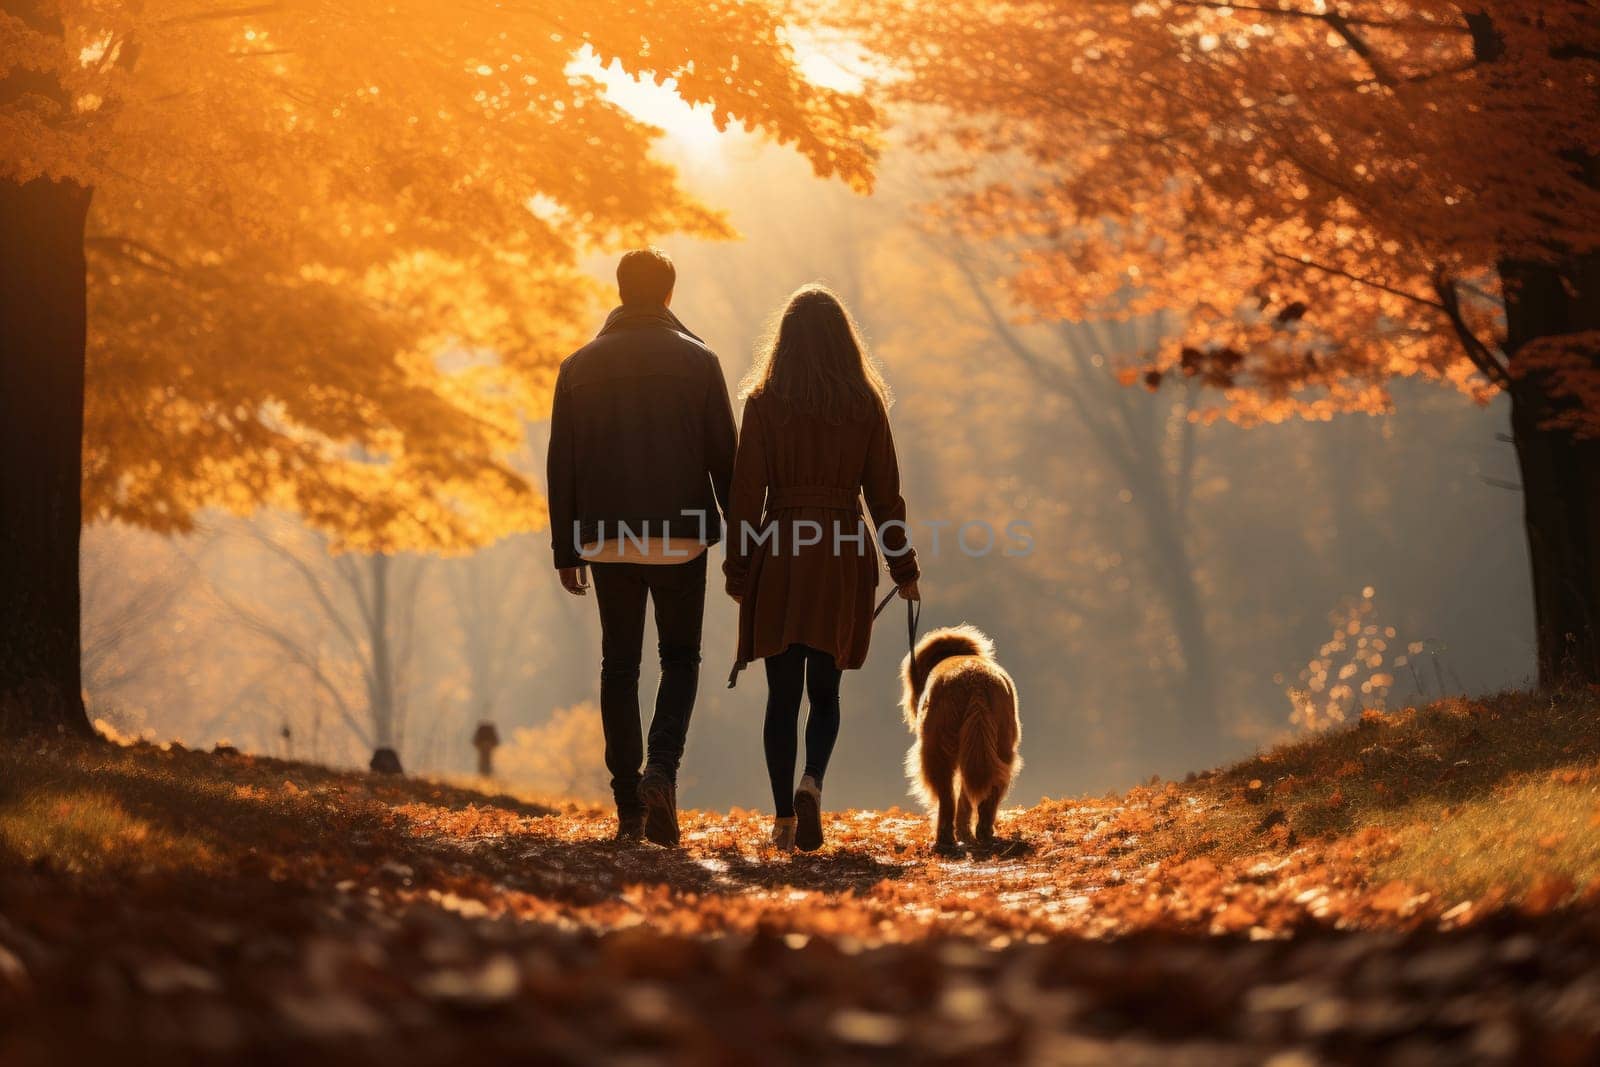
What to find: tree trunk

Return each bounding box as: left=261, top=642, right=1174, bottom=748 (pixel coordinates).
left=0, top=174, right=95, bottom=736
left=1466, top=0, right=1600, bottom=688
left=1504, top=254, right=1600, bottom=688
left=1141, top=506, right=1221, bottom=762
left=1118, top=394, right=1221, bottom=763
left=368, top=553, right=396, bottom=755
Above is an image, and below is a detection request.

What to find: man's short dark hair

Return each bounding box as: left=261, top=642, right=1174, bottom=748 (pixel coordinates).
left=617, top=248, right=676, bottom=306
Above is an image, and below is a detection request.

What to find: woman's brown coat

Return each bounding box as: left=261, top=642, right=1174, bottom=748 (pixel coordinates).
left=723, top=393, right=919, bottom=676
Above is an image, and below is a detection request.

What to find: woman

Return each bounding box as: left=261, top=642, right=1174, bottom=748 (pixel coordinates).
left=724, top=285, right=920, bottom=852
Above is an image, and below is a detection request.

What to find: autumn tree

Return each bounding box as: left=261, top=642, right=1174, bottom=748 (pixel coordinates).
left=443, top=538, right=543, bottom=734
left=864, top=0, right=1600, bottom=686
left=77, top=521, right=330, bottom=749
left=80, top=524, right=206, bottom=722
left=789, top=188, right=1221, bottom=753
left=952, top=270, right=1221, bottom=752
left=205, top=513, right=518, bottom=771
left=0, top=0, right=875, bottom=734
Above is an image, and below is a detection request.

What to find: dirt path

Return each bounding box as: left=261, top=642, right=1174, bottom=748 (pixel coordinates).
left=368, top=788, right=1448, bottom=944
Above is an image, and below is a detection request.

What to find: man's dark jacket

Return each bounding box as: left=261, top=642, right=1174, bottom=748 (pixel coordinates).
left=545, top=304, right=737, bottom=570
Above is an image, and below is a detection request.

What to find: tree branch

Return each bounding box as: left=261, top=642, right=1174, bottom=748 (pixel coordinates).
left=247, top=525, right=366, bottom=663
left=157, top=5, right=283, bottom=26
left=1433, top=270, right=1511, bottom=386
left=210, top=586, right=373, bottom=750
left=1268, top=247, right=1445, bottom=309
left=1162, top=0, right=1469, bottom=34
left=84, top=235, right=189, bottom=281
left=1322, top=11, right=1397, bottom=87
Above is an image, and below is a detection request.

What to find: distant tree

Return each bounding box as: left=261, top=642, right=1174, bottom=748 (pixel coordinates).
left=80, top=525, right=202, bottom=715
left=866, top=0, right=1600, bottom=686
left=1, top=0, right=875, bottom=733
left=215, top=517, right=430, bottom=768
left=444, top=538, right=544, bottom=735
left=77, top=522, right=332, bottom=752
left=948, top=261, right=1219, bottom=753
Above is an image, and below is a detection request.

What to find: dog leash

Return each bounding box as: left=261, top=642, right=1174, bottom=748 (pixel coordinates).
left=873, top=585, right=922, bottom=657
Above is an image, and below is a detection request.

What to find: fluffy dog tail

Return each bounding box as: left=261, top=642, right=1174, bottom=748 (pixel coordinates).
left=956, top=694, right=1010, bottom=798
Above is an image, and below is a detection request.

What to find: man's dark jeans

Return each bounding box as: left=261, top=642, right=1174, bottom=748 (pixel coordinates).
left=589, top=552, right=706, bottom=817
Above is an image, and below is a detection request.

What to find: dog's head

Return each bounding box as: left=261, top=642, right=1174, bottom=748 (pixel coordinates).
left=900, top=624, right=996, bottom=729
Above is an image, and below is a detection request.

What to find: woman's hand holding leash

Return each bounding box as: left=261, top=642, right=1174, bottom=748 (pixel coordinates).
left=898, top=579, right=920, bottom=602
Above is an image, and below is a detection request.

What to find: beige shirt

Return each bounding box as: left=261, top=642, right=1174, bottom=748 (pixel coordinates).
left=579, top=538, right=707, bottom=565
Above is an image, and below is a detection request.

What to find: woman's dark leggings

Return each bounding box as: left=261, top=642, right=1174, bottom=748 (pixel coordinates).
left=763, top=644, right=842, bottom=818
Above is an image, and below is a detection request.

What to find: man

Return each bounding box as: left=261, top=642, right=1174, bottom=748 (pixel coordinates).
left=545, top=248, right=737, bottom=846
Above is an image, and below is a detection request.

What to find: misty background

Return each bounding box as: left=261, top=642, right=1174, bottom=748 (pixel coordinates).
left=82, top=128, right=1535, bottom=812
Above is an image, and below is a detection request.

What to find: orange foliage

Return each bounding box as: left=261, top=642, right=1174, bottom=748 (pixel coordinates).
left=3, top=0, right=875, bottom=550
left=861, top=1, right=1600, bottom=428
left=1288, top=587, right=1407, bottom=729
left=498, top=703, right=609, bottom=802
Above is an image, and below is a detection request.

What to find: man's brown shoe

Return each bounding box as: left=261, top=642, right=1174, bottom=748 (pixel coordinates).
left=637, top=767, right=680, bottom=848
left=614, top=811, right=645, bottom=842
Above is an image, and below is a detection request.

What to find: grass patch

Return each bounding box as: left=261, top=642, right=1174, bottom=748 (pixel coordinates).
left=1133, top=689, right=1600, bottom=905
left=0, top=785, right=215, bottom=874
left=0, top=737, right=554, bottom=882
left=1380, top=772, right=1600, bottom=901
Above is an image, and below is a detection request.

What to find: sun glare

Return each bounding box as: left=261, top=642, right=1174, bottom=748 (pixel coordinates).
left=569, top=49, right=725, bottom=160
left=790, top=31, right=869, bottom=94
left=570, top=36, right=865, bottom=163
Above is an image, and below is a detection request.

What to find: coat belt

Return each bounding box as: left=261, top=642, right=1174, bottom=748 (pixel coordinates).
left=764, top=485, right=860, bottom=512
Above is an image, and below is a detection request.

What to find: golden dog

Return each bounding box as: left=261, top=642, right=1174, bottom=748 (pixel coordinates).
left=901, top=625, right=1021, bottom=854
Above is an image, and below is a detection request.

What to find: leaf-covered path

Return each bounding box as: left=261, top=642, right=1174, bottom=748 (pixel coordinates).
left=350, top=793, right=1440, bottom=944
left=3, top=691, right=1600, bottom=1064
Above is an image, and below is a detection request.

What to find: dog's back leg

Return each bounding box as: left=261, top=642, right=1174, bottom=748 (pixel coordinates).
left=975, top=791, right=1001, bottom=845
left=921, top=726, right=953, bottom=851
left=955, top=792, right=974, bottom=844
left=921, top=744, right=959, bottom=854
left=931, top=778, right=958, bottom=854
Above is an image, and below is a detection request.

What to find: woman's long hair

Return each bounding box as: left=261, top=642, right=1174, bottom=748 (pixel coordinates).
left=739, top=285, right=891, bottom=422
